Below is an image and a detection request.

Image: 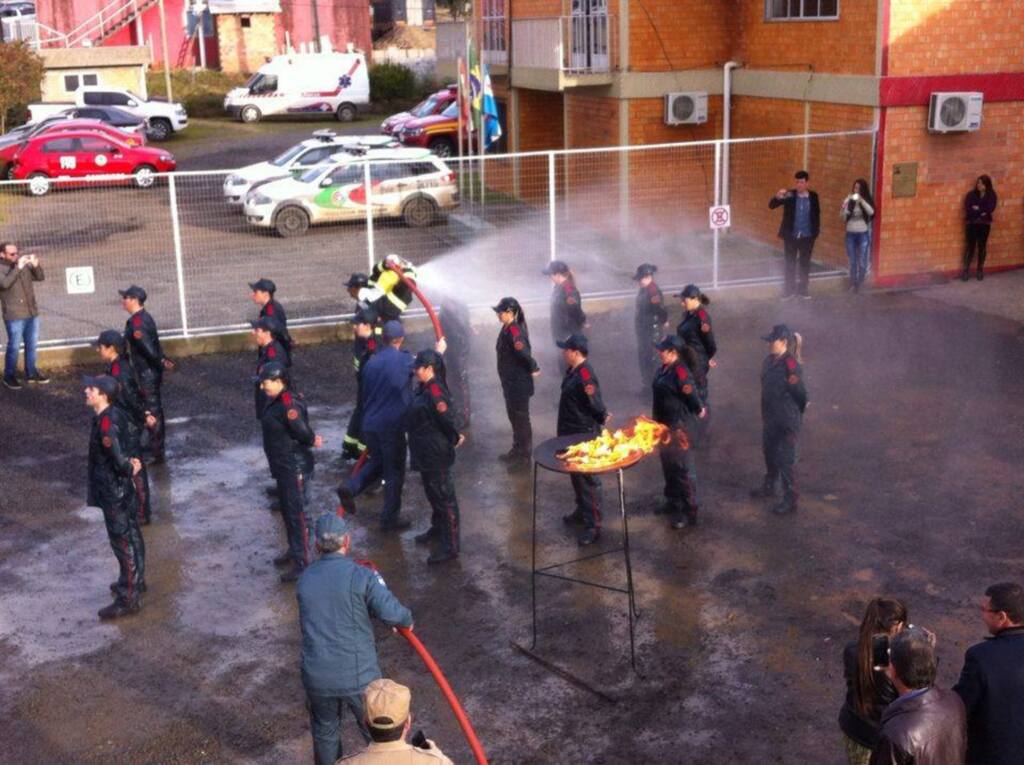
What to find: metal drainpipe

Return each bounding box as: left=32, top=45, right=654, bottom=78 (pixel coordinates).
left=722, top=60, right=741, bottom=206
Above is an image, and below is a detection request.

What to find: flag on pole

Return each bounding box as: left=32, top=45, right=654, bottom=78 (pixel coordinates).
left=457, top=55, right=473, bottom=134
left=468, top=43, right=483, bottom=116
left=481, top=63, right=502, bottom=149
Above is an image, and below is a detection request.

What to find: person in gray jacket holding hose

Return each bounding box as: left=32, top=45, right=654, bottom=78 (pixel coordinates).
left=297, top=513, right=414, bottom=765
left=1, top=242, right=49, bottom=389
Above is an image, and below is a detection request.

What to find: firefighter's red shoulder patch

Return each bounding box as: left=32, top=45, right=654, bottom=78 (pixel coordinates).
left=267, top=346, right=277, bottom=359
left=100, top=416, right=111, bottom=433
left=675, top=365, right=689, bottom=381
left=430, top=383, right=442, bottom=398
left=368, top=339, right=376, bottom=352
left=786, top=357, right=797, bottom=370
left=281, top=392, right=293, bottom=406
left=132, top=315, right=142, bottom=328
left=579, top=366, right=591, bottom=381
left=509, top=325, right=520, bottom=338
left=265, top=304, right=274, bottom=315
left=111, top=362, right=120, bottom=376
left=698, top=310, right=708, bottom=320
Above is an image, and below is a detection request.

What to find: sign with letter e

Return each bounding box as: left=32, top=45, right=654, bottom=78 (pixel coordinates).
left=709, top=205, right=731, bottom=230
left=66, top=266, right=96, bottom=295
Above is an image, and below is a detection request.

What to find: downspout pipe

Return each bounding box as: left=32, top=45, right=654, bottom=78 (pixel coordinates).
left=721, top=61, right=742, bottom=206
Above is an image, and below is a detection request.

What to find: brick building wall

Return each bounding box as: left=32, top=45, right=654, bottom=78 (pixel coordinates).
left=217, top=13, right=277, bottom=73
left=628, top=0, right=730, bottom=71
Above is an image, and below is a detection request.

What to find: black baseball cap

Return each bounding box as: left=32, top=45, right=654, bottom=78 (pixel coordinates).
left=541, top=260, right=569, bottom=276
left=556, top=333, right=589, bottom=354
left=249, top=278, right=276, bottom=294
left=256, top=361, right=290, bottom=383
left=655, top=335, right=684, bottom=352
left=632, top=263, right=657, bottom=280
left=678, top=284, right=702, bottom=299
left=413, top=349, right=444, bottom=369
left=92, top=329, right=124, bottom=349
left=118, top=285, right=147, bottom=303
left=492, top=297, right=521, bottom=314
left=345, top=273, right=369, bottom=289
left=251, top=316, right=285, bottom=335
left=82, top=374, right=119, bottom=398
left=762, top=323, right=793, bottom=342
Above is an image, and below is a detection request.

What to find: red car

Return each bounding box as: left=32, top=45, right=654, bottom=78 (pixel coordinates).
left=380, top=84, right=458, bottom=137
left=395, top=100, right=470, bottom=158
left=0, top=120, right=146, bottom=178
left=10, top=130, right=176, bottom=196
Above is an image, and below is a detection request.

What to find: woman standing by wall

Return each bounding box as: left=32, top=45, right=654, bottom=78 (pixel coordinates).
left=841, top=179, right=874, bottom=293
left=961, top=175, right=998, bottom=281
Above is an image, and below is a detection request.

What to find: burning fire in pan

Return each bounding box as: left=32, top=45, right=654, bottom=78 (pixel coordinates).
left=557, top=416, right=670, bottom=472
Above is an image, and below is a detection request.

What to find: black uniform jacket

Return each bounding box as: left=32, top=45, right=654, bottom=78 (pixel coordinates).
left=496, top=321, right=539, bottom=399
left=353, top=334, right=379, bottom=375
left=677, top=308, right=717, bottom=374
left=261, top=298, right=293, bottom=347
left=107, top=357, right=146, bottom=425
left=652, top=361, right=703, bottom=429
left=558, top=360, right=608, bottom=436
left=551, top=281, right=585, bottom=340
left=635, top=282, right=667, bottom=331
left=260, top=390, right=315, bottom=478
left=124, top=309, right=165, bottom=382
left=87, top=405, right=136, bottom=508
left=406, top=379, right=460, bottom=472
left=761, top=352, right=808, bottom=430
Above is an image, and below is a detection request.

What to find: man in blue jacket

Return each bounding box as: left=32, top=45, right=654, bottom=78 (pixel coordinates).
left=297, top=513, right=414, bottom=765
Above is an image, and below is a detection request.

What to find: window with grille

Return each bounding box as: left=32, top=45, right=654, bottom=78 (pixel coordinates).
left=482, top=0, right=506, bottom=53
left=766, top=0, right=838, bottom=20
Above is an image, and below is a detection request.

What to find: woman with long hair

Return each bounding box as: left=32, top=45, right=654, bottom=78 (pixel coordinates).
left=676, top=284, right=717, bottom=405
left=837, top=597, right=908, bottom=764
left=543, top=259, right=586, bottom=345
left=493, top=296, right=540, bottom=470
left=962, top=174, right=997, bottom=281
left=841, top=178, right=875, bottom=292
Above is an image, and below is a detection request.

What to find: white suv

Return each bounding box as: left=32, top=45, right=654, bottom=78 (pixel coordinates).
left=243, top=147, right=459, bottom=237
left=222, top=131, right=398, bottom=206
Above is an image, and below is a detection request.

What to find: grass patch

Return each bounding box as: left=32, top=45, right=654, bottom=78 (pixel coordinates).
left=147, top=69, right=249, bottom=118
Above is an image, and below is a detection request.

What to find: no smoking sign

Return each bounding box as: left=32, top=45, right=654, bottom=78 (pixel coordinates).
left=708, top=205, right=731, bottom=230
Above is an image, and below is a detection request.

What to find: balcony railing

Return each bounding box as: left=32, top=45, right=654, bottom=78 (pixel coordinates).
left=512, top=15, right=616, bottom=75
left=436, top=20, right=508, bottom=67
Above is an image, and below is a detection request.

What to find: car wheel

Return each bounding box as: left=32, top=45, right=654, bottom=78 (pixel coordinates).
left=26, top=172, right=50, bottom=197
left=133, top=164, right=157, bottom=189
left=427, top=137, right=456, bottom=158
left=402, top=195, right=438, bottom=228
left=241, top=105, right=262, bottom=124
left=335, top=103, right=357, bottom=122
left=148, top=118, right=172, bottom=141
left=275, top=206, right=310, bottom=238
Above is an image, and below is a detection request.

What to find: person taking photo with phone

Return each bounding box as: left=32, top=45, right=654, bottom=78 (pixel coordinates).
left=0, top=242, right=49, bottom=389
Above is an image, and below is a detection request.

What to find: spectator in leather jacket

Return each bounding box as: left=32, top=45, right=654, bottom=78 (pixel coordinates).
left=870, top=626, right=967, bottom=765
left=120, top=285, right=173, bottom=462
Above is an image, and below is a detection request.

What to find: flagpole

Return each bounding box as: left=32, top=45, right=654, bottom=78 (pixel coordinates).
left=479, top=66, right=486, bottom=205
left=465, top=30, right=475, bottom=205
left=456, top=55, right=464, bottom=202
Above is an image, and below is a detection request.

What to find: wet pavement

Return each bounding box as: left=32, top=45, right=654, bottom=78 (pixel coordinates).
left=1, top=281, right=1023, bottom=763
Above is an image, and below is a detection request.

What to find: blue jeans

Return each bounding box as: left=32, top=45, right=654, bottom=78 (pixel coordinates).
left=306, top=690, right=370, bottom=765
left=4, top=316, right=40, bottom=378
left=845, top=231, right=871, bottom=286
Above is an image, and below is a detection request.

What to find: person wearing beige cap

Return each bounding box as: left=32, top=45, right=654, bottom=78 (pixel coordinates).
left=340, top=679, right=452, bottom=764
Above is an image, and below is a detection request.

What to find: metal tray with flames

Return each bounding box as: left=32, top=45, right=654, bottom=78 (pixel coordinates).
left=534, top=418, right=668, bottom=476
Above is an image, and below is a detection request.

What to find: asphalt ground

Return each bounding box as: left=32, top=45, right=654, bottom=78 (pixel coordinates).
left=1, top=283, right=1022, bottom=763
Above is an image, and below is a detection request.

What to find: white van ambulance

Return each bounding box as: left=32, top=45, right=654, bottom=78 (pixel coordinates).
left=224, top=51, right=370, bottom=124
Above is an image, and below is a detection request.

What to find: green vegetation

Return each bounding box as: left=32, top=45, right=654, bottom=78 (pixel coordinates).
left=0, top=42, right=45, bottom=133
left=146, top=69, right=249, bottom=118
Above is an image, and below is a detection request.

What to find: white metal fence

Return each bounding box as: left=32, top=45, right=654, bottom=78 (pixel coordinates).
left=0, top=129, right=874, bottom=350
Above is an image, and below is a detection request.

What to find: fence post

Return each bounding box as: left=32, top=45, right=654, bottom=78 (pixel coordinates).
left=364, top=161, right=375, bottom=270
left=712, top=140, right=721, bottom=289
left=167, top=174, right=190, bottom=337
left=548, top=151, right=557, bottom=262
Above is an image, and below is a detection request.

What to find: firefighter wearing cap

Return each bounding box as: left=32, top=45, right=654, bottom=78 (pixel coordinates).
left=436, top=294, right=473, bottom=431
left=84, top=374, right=145, bottom=620
left=349, top=255, right=418, bottom=324
left=557, top=333, right=609, bottom=546
left=676, top=284, right=717, bottom=406
left=544, top=260, right=586, bottom=345
left=753, top=324, right=808, bottom=515
left=95, top=329, right=153, bottom=526
left=633, top=263, right=669, bottom=385
left=252, top=315, right=292, bottom=419
left=494, top=296, right=540, bottom=468
left=250, top=278, right=294, bottom=349
left=120, top=285, right=173, bottom=462
left=259, top=361, right=322, bottom=581
left=652, top=335, right=707, bottom=529
left=342, top=308, right=381, bottom=461
left=408, top=349, right=464, bottom=565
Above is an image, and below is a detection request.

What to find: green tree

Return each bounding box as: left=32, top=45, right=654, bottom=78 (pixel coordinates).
left=0, top=42, right=45, bottom=134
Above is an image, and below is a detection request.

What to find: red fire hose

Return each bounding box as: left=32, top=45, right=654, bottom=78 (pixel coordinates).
left=398, top=626, right=489, bottom=765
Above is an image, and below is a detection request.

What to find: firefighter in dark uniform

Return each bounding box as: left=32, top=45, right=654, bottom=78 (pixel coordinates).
left=258, top=362, right=323, bottom=581
left=120, top=285, right=173, bottom=462
left=342, top=307, right=380, bottom=461
left=633, top=263, right=669, bottom=386
left=437, top=294, right=473, bottom=431
left=676, top=284, right=717, bottom=406
left=557, top=333, right=609, bottom=546
left=84, top=374, right=145, bottom=620
left=493, top=297, right=540, bottom=469
left=651, top=335, right=707, bottom=529
left=349, top=254, right=418, bottom=323
left=543, top=260, right=586, bottom=345
left=250, top=278, right=293, bottom=349
left=408, top=349, right=465, bottom=565
left=252, top=315, right=292, bottom=420
left=94, top=329, right=153, bottom=527
left=751, top=324, right=808, bottom=515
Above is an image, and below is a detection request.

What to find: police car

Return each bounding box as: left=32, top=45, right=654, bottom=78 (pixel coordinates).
left=222, top=131, right=400, bottom=206
left=243, top=147, right=458, bottom=237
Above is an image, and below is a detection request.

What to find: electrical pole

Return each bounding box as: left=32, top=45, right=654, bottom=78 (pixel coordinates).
left=311, top=0, right=322, bottom=52
left=157, top=0, right=173, bottom=100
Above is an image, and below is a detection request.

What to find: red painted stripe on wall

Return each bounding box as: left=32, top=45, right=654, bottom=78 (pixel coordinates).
left=880, top=73, right=1024, bottom=106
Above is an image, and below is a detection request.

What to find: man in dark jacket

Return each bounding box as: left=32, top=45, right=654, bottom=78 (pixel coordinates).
left=297, top=513, right=413, bottom=765
left=1, top=242, right=49, bottom=389
left=121, top=285, right=174, bottom=462
left=768, top=170, right=821, bottom=299
left=557, top=333, right=609, bottom=546
left=870, top=626, right=967, bottom=765
left=953, top=581, right=1024, bottom=765
left=249, top=277, right=294, bottom=349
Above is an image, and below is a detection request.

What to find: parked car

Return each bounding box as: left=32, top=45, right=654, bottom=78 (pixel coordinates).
left=1, top=120, right=145, bottom=179
left=29, top=86, right=187, bottom=140
left=222, top=130, right=398, bottom=206
left=381, top=84, right=457, bottom=136
left=0, top=114, right=73, bottom=151
left=224, top=51, right=369, bottom=124
left=60, top=105, right=149, bottom=135
left=394, top=100, right=467, bottom=158
left=10, top=130, right=176, bottom=196
left=243, top=147, right=458, bottom=237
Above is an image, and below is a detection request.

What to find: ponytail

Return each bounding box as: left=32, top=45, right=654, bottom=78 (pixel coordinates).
left=518, top=306, right=530, bottom=338
left=700, top=293, right=711, bottom=306
left=791, top=332, right=803, bottom=364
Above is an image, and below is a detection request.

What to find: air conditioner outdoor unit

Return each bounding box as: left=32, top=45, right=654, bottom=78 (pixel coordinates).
left=928, top=92, right=983, bottom=133
left=664, top=92, right=708, bottom=126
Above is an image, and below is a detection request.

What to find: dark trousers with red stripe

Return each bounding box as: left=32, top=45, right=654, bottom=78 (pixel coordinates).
left=277, top=469, right=313, bottom=567
left=133, top=465, right=151, bottom=524
left=139, top=380, right=166, bottom=459
left=102, top=491, right=144, bottom=606
left=503, top=393, right=532, bottom=457
left=570, top=473, right=603, bottom=530
left=420, top=469, right=460, bottom=555
left=762, top=425, right=799, bottom=507
left=661, top=427, right=699, bottom=521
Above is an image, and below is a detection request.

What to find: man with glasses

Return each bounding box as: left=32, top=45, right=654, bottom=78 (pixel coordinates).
left=0, top=242, right=49, bottom=389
